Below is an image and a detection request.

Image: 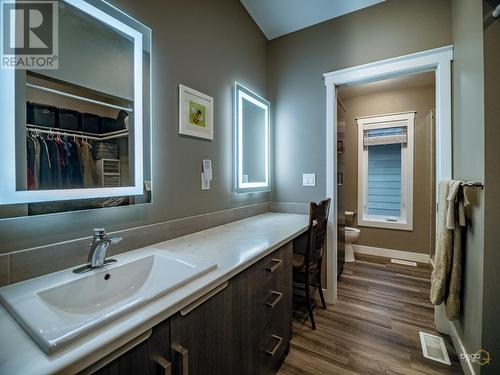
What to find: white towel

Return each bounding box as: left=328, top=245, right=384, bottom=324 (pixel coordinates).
left=430, top=180, right=466, bottom=320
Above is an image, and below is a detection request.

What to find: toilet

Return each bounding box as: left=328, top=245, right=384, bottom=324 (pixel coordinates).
left=345, top=227, right=360, bottom=262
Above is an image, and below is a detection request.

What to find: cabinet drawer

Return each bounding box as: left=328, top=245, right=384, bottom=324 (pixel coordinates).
left=248, top=243, right=292, bottom=291
left=243, top=307, right=291, bottom=375
left=243, top=243, right=292, bottom=349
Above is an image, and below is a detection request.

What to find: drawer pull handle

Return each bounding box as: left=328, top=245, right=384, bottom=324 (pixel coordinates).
left=265, top=258, right=283, bottom=273
left=262, top=335, right=284, bottom=357
left=155, top=356, right=172, bottom=375
left=172, top=344, right=189, bottom=375
left=264, top=291, right=283, bottom=309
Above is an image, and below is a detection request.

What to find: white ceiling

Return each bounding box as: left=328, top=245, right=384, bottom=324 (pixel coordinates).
left=240, top=0, right=385, bottom=40
left=339, top=71, right=435, bottom=99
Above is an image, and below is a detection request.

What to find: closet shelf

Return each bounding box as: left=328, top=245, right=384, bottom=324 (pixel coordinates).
left=26, top=83, right=133, bottom=113
left=26, top=124, right=129, bottom=141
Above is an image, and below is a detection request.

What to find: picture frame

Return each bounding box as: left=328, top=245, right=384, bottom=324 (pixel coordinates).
left=178, top=84, right=214, bottom=140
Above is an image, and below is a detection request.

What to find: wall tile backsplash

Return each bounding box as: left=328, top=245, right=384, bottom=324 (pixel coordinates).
left=0, top=255, right=9, bottom=286
left=0, top=203, right=269, bottom=286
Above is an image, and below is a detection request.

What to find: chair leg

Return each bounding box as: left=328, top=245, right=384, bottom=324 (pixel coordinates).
left=317, top=273, right=327, bottom=309
left=305, top=282, right=316, bottom=330
left=318, top=285, right=327, bottom=310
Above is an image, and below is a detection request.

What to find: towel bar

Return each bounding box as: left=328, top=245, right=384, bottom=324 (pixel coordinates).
left=461, top=181, right=484, bottom=189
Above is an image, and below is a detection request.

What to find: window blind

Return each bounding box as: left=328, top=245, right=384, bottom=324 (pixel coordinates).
left=367, top=143, right=402, bottom=217
left=364, top=126, right=407, bottom=146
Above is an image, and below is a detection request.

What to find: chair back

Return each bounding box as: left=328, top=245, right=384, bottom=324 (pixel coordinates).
left=305, top=198, right=331, bottom=268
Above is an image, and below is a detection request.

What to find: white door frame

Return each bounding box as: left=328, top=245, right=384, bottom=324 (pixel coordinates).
left=323, top=45, right=453, bottom=304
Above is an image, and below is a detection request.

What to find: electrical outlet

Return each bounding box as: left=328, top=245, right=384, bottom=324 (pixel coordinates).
left=302, top=173, right=316, bottom=187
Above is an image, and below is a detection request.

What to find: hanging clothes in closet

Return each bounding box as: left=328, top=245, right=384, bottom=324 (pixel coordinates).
left=26, top=133, right=96, bottom=190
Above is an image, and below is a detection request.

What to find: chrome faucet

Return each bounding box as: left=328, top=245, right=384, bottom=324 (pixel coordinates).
left=73, top=228, right=122, bottom=274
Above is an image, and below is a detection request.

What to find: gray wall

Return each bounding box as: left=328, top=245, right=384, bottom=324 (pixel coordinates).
left=268, top=0, right=452, bottom=204
left=0, top=0, right=268, bottom=260
left=482, top=1, right=500, bottom=373
left=451, top=0, right=485, bottom=372
left=342, top=85, right=435, bottom=255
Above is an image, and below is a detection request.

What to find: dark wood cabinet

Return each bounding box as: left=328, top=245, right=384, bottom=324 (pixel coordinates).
left=242, top=242, right=292, bottom=374
left=244, top=309, right=292, bottom=375
left=83, top=242, right=293, bottom=375
left=90, top=320, right=171, bottom=375
left=169, top=276, right=243, bottom=375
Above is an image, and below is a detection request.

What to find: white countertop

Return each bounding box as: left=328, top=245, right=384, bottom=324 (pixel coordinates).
left=0, top=213, right=308, bottom=375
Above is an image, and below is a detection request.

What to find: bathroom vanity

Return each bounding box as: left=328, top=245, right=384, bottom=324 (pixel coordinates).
left=91, top=242, right=292, bottom=375
left=0, top=213, right=308, bottom=374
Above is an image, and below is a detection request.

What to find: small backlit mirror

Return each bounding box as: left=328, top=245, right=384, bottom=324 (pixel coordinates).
left=234, top=83, right=270, bottom=193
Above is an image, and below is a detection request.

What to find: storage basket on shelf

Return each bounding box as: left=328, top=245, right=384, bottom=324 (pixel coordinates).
left=81, top=113, right=101, bottom=134
left=58, top=108, right=81, bottom=131
left=92, top=141, right=119, bottom=160
left=27, top=102, right=58, bottom=128
left=101, top=117, right=123, bottom=134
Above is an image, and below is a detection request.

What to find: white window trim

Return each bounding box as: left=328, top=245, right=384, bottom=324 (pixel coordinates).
left=357, top=112, right=415, bottom=231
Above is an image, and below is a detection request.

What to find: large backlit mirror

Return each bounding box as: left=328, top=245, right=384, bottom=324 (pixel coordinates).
left=0, top=0, right=152, bottom=218
left=234, top=83, right=270, bottom=193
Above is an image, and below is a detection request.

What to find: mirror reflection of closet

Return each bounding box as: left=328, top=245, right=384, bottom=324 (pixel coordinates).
left=25, top=71, right=133, bottom=190
left=1, top=0, right=152, bottom=218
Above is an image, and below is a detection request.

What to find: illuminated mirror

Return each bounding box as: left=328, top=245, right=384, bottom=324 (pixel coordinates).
left=0, top=0, right=152, bottom=217
left=234, top=83, right=270, bottom=193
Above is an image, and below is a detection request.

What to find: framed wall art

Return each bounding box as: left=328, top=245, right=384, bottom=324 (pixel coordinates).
left=179, top=84, right=214, bottom=140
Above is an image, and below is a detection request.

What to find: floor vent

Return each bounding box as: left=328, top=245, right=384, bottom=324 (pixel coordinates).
left=390, top=258, right=417, bottom=267
left=419, top=331, right=451, bottom=365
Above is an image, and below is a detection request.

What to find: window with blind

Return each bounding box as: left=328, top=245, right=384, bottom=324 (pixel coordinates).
left=357, top=112, right=415, bottom=230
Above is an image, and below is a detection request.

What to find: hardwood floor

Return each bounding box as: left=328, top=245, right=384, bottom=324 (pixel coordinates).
left=279, top=254, right=463, bottom=375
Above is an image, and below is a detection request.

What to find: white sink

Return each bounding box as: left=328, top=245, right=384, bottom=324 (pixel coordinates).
left=0, top=248, right=216, bottom=354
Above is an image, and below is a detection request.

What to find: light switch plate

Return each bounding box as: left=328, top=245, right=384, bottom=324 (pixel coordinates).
left=201, top=173, right=210, bottom=190
left=302, top=173, right=316, bottom=187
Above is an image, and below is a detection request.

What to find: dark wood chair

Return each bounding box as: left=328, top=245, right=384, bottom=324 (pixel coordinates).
left=292, top=198, right=331, bottom=330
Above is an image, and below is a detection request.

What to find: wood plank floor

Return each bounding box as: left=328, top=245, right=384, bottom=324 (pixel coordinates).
left=279, top=254, right=463, bottom=375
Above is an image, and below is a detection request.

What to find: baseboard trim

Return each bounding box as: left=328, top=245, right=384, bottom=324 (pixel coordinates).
left=352, top=244, right=430, bottom=263
left=447, top=320, right=477, bottom=375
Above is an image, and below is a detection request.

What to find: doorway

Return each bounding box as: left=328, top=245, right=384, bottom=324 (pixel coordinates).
left=322, top=46, right=453, bottom=329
